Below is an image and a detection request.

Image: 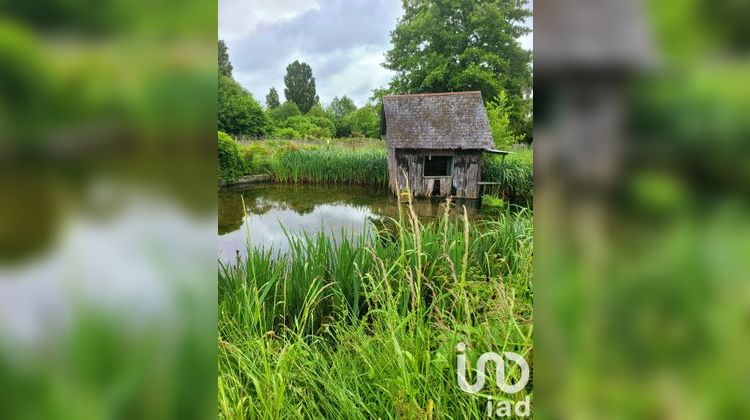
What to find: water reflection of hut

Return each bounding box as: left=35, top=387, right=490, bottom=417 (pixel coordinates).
left=381, top=92, right=503, bottom=199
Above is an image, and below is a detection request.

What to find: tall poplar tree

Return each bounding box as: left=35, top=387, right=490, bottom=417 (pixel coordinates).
left=283, top=60, right=319, bottom=113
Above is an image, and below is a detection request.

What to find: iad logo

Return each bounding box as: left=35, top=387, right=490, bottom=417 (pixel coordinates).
left=456, top=343, right=531, bottom=417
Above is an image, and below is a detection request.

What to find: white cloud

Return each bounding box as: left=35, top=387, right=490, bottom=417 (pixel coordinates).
left=218, top=0, right=321, bottom=41
left=227, top=0, right=401, bottom=106
left=222, top=0, right=533, bottom=107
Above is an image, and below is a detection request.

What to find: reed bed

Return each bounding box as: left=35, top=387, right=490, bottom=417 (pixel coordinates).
left=481, top=157, right=534, bottom=204
left=218, top=200, right=533, bottom=418
left=269, top=148, right=388, bottom=186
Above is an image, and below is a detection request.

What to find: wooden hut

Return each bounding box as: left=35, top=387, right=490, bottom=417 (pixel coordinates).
left=381, top=91, right=498, bottom=199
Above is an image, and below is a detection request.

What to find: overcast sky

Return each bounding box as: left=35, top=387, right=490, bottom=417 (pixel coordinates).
left=219, top=0, right=532, bottom=107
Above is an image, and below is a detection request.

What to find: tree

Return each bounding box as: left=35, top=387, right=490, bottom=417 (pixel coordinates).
left=486, top=90, right=521, bottom=147
left=283, top=60, right=319, bottom=113
left=344, top=104, right=380, bottom=138
left=307, top=103, right=330, bottom=119
left=218, top=40, right=233, bottom=77
left=218, top=75, right=268, bottom=136
left=268, top=101, right=301, bottom=123
left=384, top=0, right=532, bottom=141
left=327, top=96, right=357, bottom=118
left=266, top=87, right=280, bottom=109
left=326, top=96, right=358, bottom=137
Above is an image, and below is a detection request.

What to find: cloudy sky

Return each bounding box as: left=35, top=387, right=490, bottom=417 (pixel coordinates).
left=219, top=0, right=532, bottom=107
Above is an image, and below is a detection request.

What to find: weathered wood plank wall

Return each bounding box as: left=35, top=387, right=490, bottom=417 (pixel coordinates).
left=387, top=148, right=483, bottom=199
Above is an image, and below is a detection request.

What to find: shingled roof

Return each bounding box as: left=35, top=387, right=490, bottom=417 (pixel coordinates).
left=381, top=91, right=494, bottom=150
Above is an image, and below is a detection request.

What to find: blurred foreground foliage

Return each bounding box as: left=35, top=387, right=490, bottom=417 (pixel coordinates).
left=536, top=0, right=750, bottom=418
left=0, top=2, right=216, bottom=420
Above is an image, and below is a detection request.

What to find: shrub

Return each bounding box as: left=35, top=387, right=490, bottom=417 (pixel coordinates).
left=272, top=127, right=301, bottom=139
left=481, top=194, right=506, bottom=214
left=218, top=131, right=246, bottom=182
left=283, top=115, right=334, bottom=139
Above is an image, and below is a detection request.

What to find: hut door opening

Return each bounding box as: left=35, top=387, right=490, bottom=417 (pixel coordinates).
left=431, top=180, right=441, bottom=196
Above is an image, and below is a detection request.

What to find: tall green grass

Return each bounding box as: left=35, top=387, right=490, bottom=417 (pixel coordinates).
left=218, top=200, right=533, bottom=418
left=482, top=157, right=534, bottom=204
left=269, top=148, right=388, bottom=186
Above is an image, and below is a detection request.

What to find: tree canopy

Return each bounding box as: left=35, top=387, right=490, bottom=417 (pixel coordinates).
left=384, top=0, right=532, bottom=142
left=283, top=60, right=319, bottom=113
left=218, top=40, right=232, bottom=77
left=218, top=75, right=267, bottom=136
left=266, top=87, right=280, bottom=109
left=327, top=96, right=357, bottom=119
left=268, top=101, right=301, bottom=123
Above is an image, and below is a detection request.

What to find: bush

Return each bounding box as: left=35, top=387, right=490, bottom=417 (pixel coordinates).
left=307, top=116, right=335, bottom=137
left=218, top=131, right=246, bottom=182
left=282, top=115, right=334, bottom=139
left=272, top=127, right=301, bottom=139
left=481, top=194, right=506, bottom=214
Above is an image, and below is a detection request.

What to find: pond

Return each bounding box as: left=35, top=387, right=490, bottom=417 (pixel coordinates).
left=218, top=183, right=485, bottom=264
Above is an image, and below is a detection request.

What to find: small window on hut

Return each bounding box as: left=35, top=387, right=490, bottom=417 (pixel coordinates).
left=423, top=155, right=452, bottom=177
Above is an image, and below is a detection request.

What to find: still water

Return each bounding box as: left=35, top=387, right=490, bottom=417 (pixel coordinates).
left=218, top=183, right=482, bottom=263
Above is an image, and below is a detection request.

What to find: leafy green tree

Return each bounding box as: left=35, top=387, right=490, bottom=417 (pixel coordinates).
left=344, top=104, right=380, bottom=138
left=326, top=96, right=358, bottom=137
left=218, top=75, right=268, bottom=136
left=283, top=60, right=319, bottom=113
left=327, top=96, right=357, bottom=118
left=384, top=0, right=532, bottom=141
left=307, top=103, right=330, bottom=119
left=486, top=90, right=520, bottom=148
left=266, top=87, right=280, bottom=109
left=333, top=118, right=353, bottom=138
left=218, top=40, right=232, bottom=77
left=268, top=101, right=301, bottom=123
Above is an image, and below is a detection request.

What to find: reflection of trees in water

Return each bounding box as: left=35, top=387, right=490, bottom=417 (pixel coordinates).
left=0, top=173, right=62, bottom=264
left=218, top=184, right=484, bottom=236
left=217, top=193, right=244, bottom=235
left=2, top=153, right=217, bottom=263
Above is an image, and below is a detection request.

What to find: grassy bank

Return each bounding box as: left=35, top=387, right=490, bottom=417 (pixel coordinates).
left=218, top=202, right=533, bottom=418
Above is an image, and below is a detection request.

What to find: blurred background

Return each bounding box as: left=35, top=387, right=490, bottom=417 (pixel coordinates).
left=535, top=0, right=750, bottom=418
left=3, top=0, right=749, bottom=417
left=0, top=0, right=217, bottom=418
